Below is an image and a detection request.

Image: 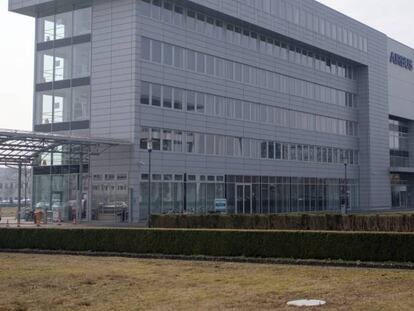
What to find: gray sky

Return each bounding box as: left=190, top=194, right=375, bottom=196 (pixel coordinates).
left=0, top=0, right=413, bottom=131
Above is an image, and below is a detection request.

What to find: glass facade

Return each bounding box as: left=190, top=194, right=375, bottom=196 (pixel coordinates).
left=32, top=6, right=95, bottom=223
left=389, top=117, right=409, bottom=167
left=139, top=174, right=358, bottom=217
left=35, top=7, right=91, bottom=127
left=37, top=7, right=91, bottom=42
left=91, top=174, right=129, bottom=222
left=390, top=174, right=408, bottom=209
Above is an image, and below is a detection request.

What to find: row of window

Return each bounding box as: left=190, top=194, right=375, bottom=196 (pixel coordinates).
left=37, top=7, right=92, bottom=42
left=141, top=82, right=357, bottom=137
left=141, top=174, right=224, bottom=183
left=140, top=0, right=356, bottom=80
left=35, top=86, right=90, bottom=125
left=240, top=0, right=368, bottom=52
left=142, top=38, right=357, bottom=109
left=37, top=43, right=91, bottom=83
left=0, top=183, right=17, bottom=190
left=140, top=127, right=359, bottom=165
left=92, top=173, right=128, bottom=181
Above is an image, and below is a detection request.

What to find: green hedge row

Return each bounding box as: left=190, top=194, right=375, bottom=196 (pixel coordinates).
left=1, top=228, right=414, bottom=263
left=151, top=214, right=414, bottom=232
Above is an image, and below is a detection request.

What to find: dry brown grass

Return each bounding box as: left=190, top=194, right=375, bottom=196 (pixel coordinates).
left=0, top=253, right=414, bottom=311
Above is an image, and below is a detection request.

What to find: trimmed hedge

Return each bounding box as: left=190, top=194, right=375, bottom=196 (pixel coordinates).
left=1, top=228, right=414, bottom=263
left=151, top=214, right=414, bottom=232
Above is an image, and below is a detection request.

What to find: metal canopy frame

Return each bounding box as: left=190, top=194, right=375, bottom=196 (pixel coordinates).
left=0, top=129, right=130, bottom=166
left=0, top=129, right=131, bottom=225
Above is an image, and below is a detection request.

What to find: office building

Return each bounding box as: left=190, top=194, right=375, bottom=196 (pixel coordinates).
left=8, top=0, right=414, bottom=222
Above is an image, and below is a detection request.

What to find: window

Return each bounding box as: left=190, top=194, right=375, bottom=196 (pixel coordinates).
left=73, top=43, right=91, bottom=78
left=36, top=92, right=53, bottom=124
left=142, top=37, right=151, bottom=60
left=173, top=6, right=184, bottom=26
left=151, top=84, right=161, bottom=106
left=54, top=46, right=72, bottom=81
left=196, top=133, right=205, bottom=154
left=162, top=130, right=172, bottom=151
left=196, top=93, right=205, bottom=113
left=55, top=11, right=72, bottom=40
left=72, top=86, right=90, bottom=121
left=268, top=142, right=275, bottom=159
left=290, top=144, right=297, bottom=160
left=186, top=91, right=195, bottom=112
left=37, top=15, right=55, bottom=42
left=151, top=128, right=161, bottom=150
left=141, top=82, right=150, bottom=105
left=74, top=7, right=92, bottom=36
left=152, top=40, right=162, bottom=63
left=226, top=137, right=234, bottom=156
left=37, top=50, right=54, bottom=83
left=162, top=2, right=173, bottom=23
left=174, top=46, right=183, bottom=68
left=225, top=61, right=234, bottom=80
left=187, top=50, right=196, bottom=71
left=140, top=127, right=149, bottom=149
left=54, top=88, right=71, bottom=123
left=196, top=53, right=205, bottom=73
left=186, top=132, right=195, bottom=153
left=163, top=86, right=172, bottom=108
left=174, top=88, right=183, bottom=110
left=163, top=44, right=173, bottom=65
left=206, top=55, right=214, bottom=75
left=261, top=142, right=267, bottom=158
left=173, top=131, right=183, bottom=152
left=206, top=135, right=215, bottom=155
left=215, top=135, right=224, bottom=155
left=152, top=0, right=161, bottom=19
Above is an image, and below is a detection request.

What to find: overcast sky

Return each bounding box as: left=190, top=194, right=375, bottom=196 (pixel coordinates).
left=0, top=0, right=413, bottom=131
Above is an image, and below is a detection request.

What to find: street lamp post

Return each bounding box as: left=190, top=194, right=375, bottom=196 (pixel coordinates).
left=343, top=161, right=348, bottom=215
left=147, top=140, right=153, bottom=228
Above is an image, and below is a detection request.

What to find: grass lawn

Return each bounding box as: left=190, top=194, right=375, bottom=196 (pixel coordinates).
left=0, top=254, right=414, bottom=311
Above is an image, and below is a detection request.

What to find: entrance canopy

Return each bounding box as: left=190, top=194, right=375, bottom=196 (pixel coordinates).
left=0, top=129, right=131, bottom=166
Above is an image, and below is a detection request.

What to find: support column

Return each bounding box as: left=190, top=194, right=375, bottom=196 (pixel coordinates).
left=78, top=151, right=83, bottom=222
left=17, top=163, right=22, bottom=227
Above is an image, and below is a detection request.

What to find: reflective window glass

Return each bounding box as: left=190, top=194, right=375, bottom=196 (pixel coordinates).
left=55, top=11, right=72, bottom=40
left=151, top=84, right=161, bottom=106
left=72, top=86, right=90, bottom=121
left=74, top=7, right=92, bottom=36
left=37, top=50, right=54, bottom=83
left=37, top=15, right=55, bottom=42
left=163, top=86, right=173, bottom=108
left=152, top=40, right=162, bottom=63
left=54, top=46, right=72, bottom=81
left=141, top=82, right=150, bottom=105
left=73, top=43, right=91, bottom=78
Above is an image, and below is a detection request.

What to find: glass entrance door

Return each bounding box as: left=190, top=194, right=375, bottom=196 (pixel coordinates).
left=392, top=185, right=408, bottom=209
left=236, top=184, right=252, bottom=214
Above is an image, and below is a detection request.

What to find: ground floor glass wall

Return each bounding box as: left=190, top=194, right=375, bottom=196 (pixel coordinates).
left=139, top=174, right=358, bottom=218
left=33, top=173, right=89, bottom=222
left=91, top=173, right=129, bottom=222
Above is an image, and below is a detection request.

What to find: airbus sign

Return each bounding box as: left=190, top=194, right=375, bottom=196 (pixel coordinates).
left=390, top=52, right=413, bottom=71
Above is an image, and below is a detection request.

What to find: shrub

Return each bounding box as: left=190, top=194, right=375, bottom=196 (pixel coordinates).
left=151, top=214, right=414, bottom=232
left=1, top=228, right=414, bottom=263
